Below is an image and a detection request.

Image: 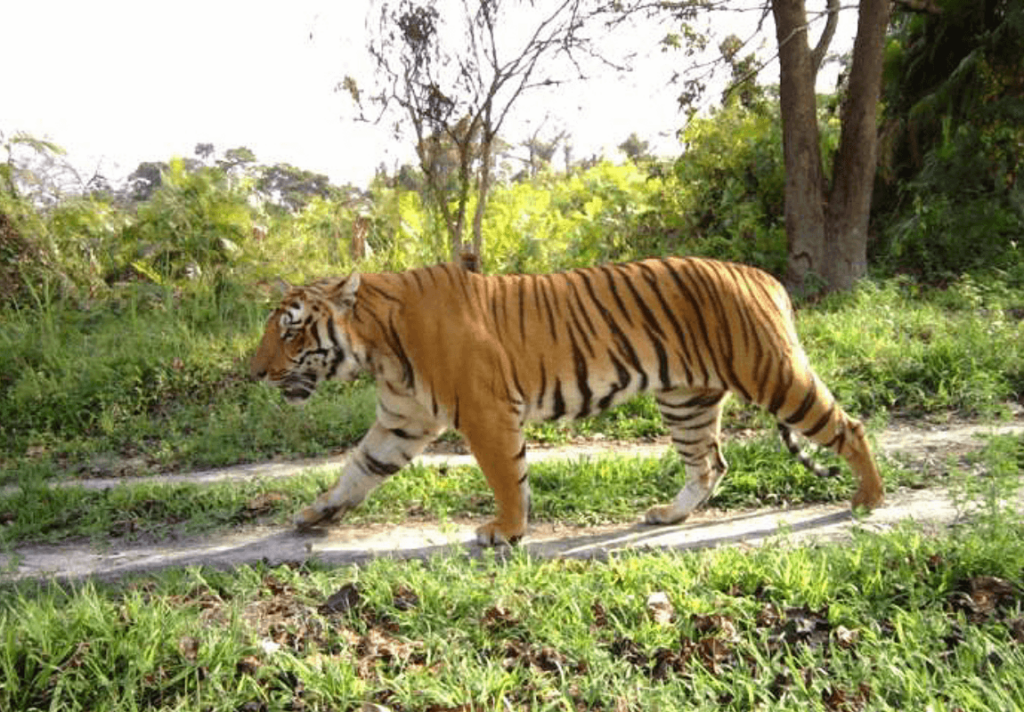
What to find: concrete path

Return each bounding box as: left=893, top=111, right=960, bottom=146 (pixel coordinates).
left=3, top=421, right=1022, bottom=582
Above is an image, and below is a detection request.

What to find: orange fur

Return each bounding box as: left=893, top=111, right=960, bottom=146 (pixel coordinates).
left=251, top=258, right=884, bottom=545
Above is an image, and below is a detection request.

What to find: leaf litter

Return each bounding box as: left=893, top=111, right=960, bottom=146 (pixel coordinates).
left=231, top=565, right=1020, bottom=711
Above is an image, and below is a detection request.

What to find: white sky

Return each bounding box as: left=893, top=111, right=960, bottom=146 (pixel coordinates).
left=1, top=1, right=856, bottom=189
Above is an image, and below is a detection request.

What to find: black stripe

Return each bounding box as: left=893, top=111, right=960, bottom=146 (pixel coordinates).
left=509, top=361, right=526, bottom=404
left=490, top=280, right=502, bottom=331
left=387, top=316, right=415, bottom=389
left=662, top=413, right=718, bottom=430
left=620, top=266, right=668, bottom=341
left=676, top=392, right=725, bottom=409
left=693, top=263, right=750, bottom=400
left=661, top=259, right=715, bottom=387
left=569, top=329, right=593, bottom=418
left=360, top=282, right=404, bottom=305
left=826, top=430, right=847, bottom=453
left=671, top=435, right=711, bottom=447
left=514, top=443, right=527, bottom=460
left=565, top=293, right=596, bottom=358
left=517, top=278, right=527, bottom=344
left=638, top=263, right=693, bottom=361
left=390, top=428, right=417, bottom=440
left=566, top=274, right=598, bottom=336
left=539, top=276, right=559, bottom=340
left=325, top=350, right=346, bottom=379
left=364, top=453, right=403, bottom=477
left=767, top=364, right=793, bottom=415
left=378, top=399, right=402, bottom=420
left=597, top=352, right=631, bottom=411
left=598, top=266, right=634, bottom=327
left=643, top=323, right=671, bottom=390
left=550, top=379, right=566, bottom=421
left=531, top=274, right=544, bottom=324
left=803, top=403, right=835, bottom=439
left=537, top=359, right=547, bottom=410
left=456, top=268, right=473, bottom=305
left=784, top=388, right=817, bottom=426
left=579, top=269, right=647, bottom=389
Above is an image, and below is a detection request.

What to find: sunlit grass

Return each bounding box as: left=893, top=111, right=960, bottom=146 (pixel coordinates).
left=2, top=273, right=1023, bottom=489
left=2, top=513, right=1022, bottom=711
left=0, top=434, right=915, bottom=547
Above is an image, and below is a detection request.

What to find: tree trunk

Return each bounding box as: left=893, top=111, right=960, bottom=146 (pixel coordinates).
left=470, top=132, right=494, bottom=267
left=773, top=0, right=828, bottom=293
left=823, top=0, right=890, bottom=290
left=773, top=0, right=889, bottom=294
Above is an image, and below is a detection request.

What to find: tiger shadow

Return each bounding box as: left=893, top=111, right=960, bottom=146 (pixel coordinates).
left=232, top=505, right=856, bottom=570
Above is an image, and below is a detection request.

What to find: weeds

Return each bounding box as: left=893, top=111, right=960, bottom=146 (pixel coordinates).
left=2, top=516, right=1022, bottom=711
left=0, top=436, right=912, bottom=547
left=5, top=272, right=1023, bottom=488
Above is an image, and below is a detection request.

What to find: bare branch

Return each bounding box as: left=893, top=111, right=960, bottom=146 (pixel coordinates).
left=810, top=0, right=840, bottom=75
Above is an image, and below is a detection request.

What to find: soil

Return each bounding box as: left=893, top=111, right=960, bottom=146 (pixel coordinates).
left=3, top=419, right=1023, bottom=582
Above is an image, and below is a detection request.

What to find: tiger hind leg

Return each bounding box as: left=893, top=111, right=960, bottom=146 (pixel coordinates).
left=645, top=390, right=729, bottom=525
left=772, top=372, right=884, bottom=512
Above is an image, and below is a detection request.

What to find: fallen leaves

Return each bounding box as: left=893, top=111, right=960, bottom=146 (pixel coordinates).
left=646, top=591, right=674, bottom=625
left=185, top=563, right=1023, bottom=712
left=948, top=575, right=1020, bottom=621
left=604, top=599, right=872, bottom=709
left=241, top=491, right=289, bottom=518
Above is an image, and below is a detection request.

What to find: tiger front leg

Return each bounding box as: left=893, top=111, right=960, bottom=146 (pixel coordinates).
left=462, top=419, right=530, bottom=546
left=294, top=420, right=440, bottom=529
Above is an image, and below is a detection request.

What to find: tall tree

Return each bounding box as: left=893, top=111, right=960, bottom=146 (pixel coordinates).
left=348, top=0, right=620, bottom=266
left=773, top=0, right=889, bottom=293
left=645, top=0, right=888, bottom=292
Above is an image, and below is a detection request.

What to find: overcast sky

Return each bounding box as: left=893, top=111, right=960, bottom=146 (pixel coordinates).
left=2, top=1, right=856, bottom=189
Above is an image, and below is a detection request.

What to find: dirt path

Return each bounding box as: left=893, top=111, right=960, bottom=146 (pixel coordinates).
left=3, top=421, right=1023, bottom=582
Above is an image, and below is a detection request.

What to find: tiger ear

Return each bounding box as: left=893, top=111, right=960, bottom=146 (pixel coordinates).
left=331, top=272, right=360, bottom=313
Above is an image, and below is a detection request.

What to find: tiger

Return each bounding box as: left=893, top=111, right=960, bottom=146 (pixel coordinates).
left=250, top=257, right=884, bottom=546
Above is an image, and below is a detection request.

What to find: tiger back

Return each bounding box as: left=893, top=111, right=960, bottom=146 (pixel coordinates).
left=251, top=257, right=884, bottom=545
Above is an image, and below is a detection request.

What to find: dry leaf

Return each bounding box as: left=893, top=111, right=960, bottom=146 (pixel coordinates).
left=646, top=592, right=674, bottom=625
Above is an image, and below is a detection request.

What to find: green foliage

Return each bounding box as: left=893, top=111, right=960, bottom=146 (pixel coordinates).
left=116, top=158, right=253, bottom=281
left=3, top=516, right=1024, bottom=710
left=797, top=277, right=1024, bottom=417
left=638, top=101, right=790, bottom=275
left=482, top=162, right=666, bottom=273
left=875, top=0, right=1024, bottom=279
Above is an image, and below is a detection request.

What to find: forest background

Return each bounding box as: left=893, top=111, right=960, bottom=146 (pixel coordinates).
left=1, top=0, right=1024, bottom=474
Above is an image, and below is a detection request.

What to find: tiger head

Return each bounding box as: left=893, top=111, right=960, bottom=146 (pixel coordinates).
left=250, top=273, right=364, bottom=403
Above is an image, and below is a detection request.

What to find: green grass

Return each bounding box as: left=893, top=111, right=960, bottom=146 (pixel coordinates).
left=0, top=433, right=921, bottom=548
left=2, top=515, right=1022, bottom=711
left=797, top=277, right=1024, bottom=418
left=5, top=273, right=1024, bottom=488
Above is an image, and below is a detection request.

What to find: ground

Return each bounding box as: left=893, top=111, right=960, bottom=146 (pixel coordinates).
left=3, top=419, right=1023, bottom=582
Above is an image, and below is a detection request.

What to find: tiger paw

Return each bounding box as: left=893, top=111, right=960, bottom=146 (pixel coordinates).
left=644, top=504, right=691, bottom=526
left=293, top=502, right=344, bottom=530
left=475, top=520, right=525, bottom=547
left=851, top=484, right=884, bottom=512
